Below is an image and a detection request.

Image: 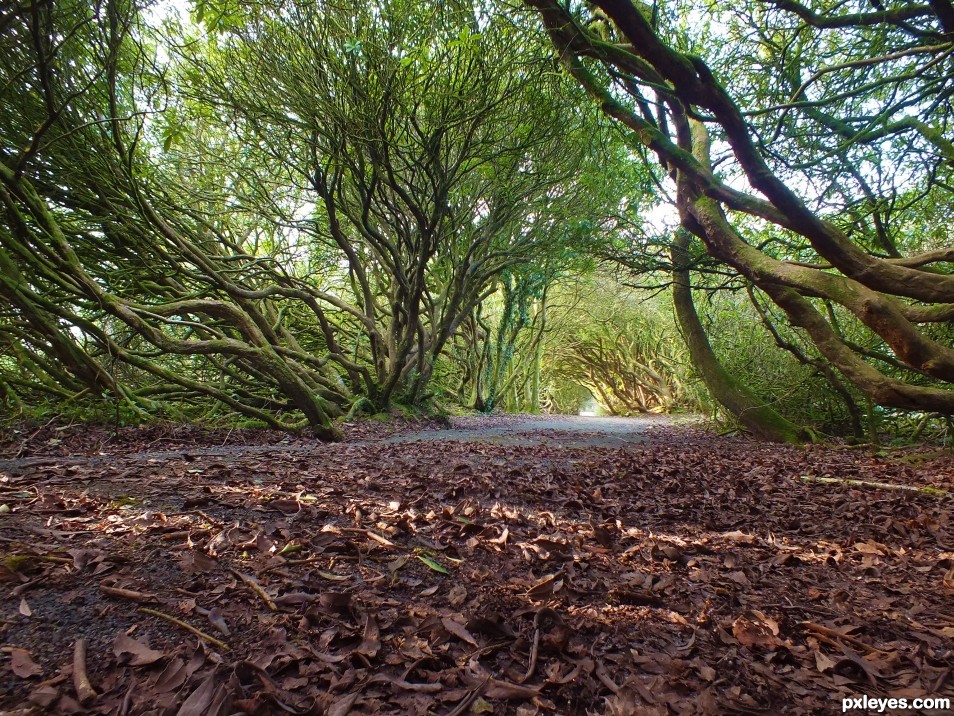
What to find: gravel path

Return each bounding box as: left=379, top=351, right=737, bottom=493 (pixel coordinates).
left=385, top=413, right=676, bottom=447
left=0, top=414, right=680, bottom=474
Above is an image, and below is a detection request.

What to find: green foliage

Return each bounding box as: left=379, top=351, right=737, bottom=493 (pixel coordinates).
left=541, top=276, right=703, bottom=415
left=0, top=0, right=625, bottom=433
left=527, top=0, right=954, bottom=438
left=4, top=0, right=953, bottom=441
left=701, top=291, right=862, bottom=435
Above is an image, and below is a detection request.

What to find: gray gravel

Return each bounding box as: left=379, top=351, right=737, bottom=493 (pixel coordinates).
left=0, top=414, right=684, bottom=475
left=382, top=414, right=675, bottom=448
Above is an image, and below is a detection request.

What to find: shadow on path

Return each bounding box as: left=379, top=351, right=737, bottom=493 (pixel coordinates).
left=0, top=414, right=682, bottom=474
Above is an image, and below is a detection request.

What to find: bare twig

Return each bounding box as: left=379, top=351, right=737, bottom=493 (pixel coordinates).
left=100, top=585, right=158, bottom=603
left=340, top=527, right=396, bottom=547
left=230, top=569, right=277, bottom=611
left=800, top=475, right=947, bottom=496
left=258, top=554, right=324, bottom=575
left=800, top=621, right=889, bottom=655
left=73, top=639, right=97, bottom=705
left=444, top=676, right=491, bottom=716
left=519, top=628, right=540, bottom=684
left=138, top=608, right=229, bottom=650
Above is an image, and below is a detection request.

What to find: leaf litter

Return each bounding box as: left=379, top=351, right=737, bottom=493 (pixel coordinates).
left=0, top=418, right=950, bottom=714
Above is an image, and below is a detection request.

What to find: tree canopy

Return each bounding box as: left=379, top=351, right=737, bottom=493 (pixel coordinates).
left=525, top=0, right=954, bottom=438
left=1, top=0, right=953, bottom=442
left=0, top=0, right=623, bottom=437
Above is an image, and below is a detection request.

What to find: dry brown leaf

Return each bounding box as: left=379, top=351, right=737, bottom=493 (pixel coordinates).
left=327, top=692, right=361, bottom=716
left=721, top=531, right=757, bottom=544
left=751, top=610, right=779, bottom=635
left=355, top=613, right=380, bottom=657
left=268, top=498, right=301, bottom=514
left=814, top=650, right=838, bottom=673
left=526, top=572, right=564, bottom=601
left=154, top=658, right=189, bottom=693
left=27, top=683, right=58, bottom=707
left=732, top=613, right=780, bottom=650
left=273, top=591, right=317, bottom=607
left=175, top=674, right=221, bottom=716
left=178, top=551, right=218, bottom=575
left=726, top=570, right=749, bottom=586
left=691, top=658, right=717, bottom=682
left=447, top=584, right=468, bottom=608
left=113, top=633, right=166, bottom=666
left=9, top=648, right=42, bottom=679
left=853, top=541, right=887, bottom=556
left=441, top=617, right=479, bottom=646
left=943, top=566, right=954, bottom=590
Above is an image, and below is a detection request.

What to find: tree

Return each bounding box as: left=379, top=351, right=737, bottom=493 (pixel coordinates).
left=0, top=0, right=616, bottom=434
left=174, top=0, right=617, bottom=411
left=671, top=230, right=806, bottom=440
left=1, top=0, right=348, bottom=437
left=527, top=0, right=954, bottom=434
left=541, top=275, right=697, bottom=415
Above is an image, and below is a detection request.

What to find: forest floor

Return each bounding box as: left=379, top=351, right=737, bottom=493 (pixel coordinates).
left=0, top=415, right=951, bottom=715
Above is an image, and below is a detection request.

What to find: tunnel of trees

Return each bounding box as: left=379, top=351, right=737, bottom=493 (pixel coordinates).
left=2, top=0, right=954, bottom=444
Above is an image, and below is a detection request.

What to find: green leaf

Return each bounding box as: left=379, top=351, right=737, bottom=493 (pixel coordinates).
left=416, top=555, right=449, bottom=574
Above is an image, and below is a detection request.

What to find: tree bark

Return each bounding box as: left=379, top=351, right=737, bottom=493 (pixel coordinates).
left=671, top=231, right=806, bottom=443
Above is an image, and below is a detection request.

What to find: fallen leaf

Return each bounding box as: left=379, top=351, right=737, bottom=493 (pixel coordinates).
left=154, top=658, right=189, bottom=693
left=721, top=530, right=757, bottom=544
left=268, top=498, right=302, bottom=514
left=417, top=555, right=449, bottom=574
left=9, top=648, right=42, bottom=678
left=732, top=612, right=780, bottom=650
left=815, top=650, right=838, bottom=673
left=442, top=617, right=479, bottom=646
left=113, top=633, right=166, bottom=666
left=176, top=673, right=224, bottom=716
left=448, top=584, right=468, bottom=608
left=179, top=551, right=218, bottom=575
left=691, top=658, right=716, bottom=682
left=327, top=692, right=361, bottom=716
left=355, top=613, right=380, bottom=657
left=726, top=570, right=749, bottom=586
left=527, top=572, right=563, bottom=600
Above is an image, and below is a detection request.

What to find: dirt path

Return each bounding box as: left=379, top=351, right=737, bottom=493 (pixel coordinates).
left=0, top=415, right=672, bottom=475
left=0, top=417, right=952, bottom=715
left=387, top=414, right=675, bottom=448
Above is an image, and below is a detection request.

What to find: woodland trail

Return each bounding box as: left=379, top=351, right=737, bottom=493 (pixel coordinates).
left=385, top=414, right=672, bottom=449
left=0, top=417, right=951, bottom=714
left=0, top=415, right=670, bottom=475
